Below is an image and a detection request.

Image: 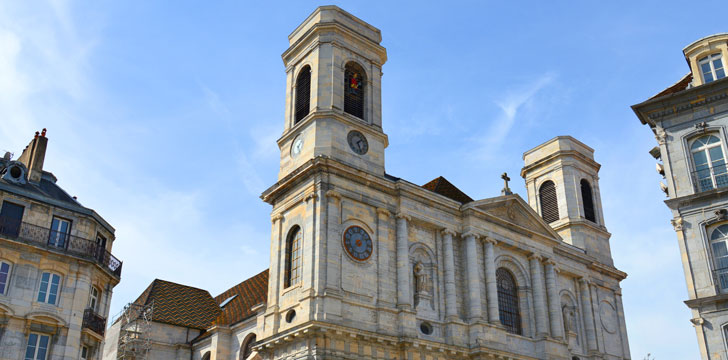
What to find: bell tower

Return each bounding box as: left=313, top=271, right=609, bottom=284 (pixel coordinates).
left=277, top=6, right=388, bottom=179
left=521, top=136, right=614, bottom=265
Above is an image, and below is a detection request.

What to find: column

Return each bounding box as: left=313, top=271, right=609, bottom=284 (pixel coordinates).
left=579, top=278, right=598, bottom=351
left=544, top=260, right=564, bottom=339
left=483, top=238, right=499, bottom=324
left=614, top=290, right=631, bottom=359
left=464, top=232, right=483, bottom=321
left=396, top=213, right=412, bottom=309
left=441, top=228, right=458, bottom=320
left=529, top=254, right=549, bottom=337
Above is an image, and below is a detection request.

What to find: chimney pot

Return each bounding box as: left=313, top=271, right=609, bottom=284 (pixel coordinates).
left=34, top=131, right=39, bottom=138
left=41, top=128, right=47, bottom=137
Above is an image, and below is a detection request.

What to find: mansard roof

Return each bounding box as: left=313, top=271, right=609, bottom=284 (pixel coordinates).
left=649, top=73, right=692, bottom=100
left=212, top=269, right=269, bottom=326
left=133, top=279, right=221, bottom=330
left=421, top=176, right=473, bottom=204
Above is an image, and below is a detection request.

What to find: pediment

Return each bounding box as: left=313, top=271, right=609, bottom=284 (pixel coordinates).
left=465, top=194, right=561, bottom=241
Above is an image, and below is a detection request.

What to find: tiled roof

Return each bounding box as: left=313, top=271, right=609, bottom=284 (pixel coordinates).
left=213, top=269, right=268, bottom=326
left=421, top=176, right=473, bottom=204
left=133, top=279, right=221, bottom=330
left=650, top=73, right=692, bottom=99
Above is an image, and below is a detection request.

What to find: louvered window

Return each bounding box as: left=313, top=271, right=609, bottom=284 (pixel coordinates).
left=496, top=268, right=522, bottom=335
left=539, top=181, right=559, bottom=224
left=580, top=179, right=596, bottom=222
left=344, top=62, right=365, bottom=119
left=284, top=226, right=302, bottom=288
left=294, top=66, right=311, bottom=124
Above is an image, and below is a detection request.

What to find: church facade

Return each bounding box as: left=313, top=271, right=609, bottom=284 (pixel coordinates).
left=104, top=6, right=630, bottom=360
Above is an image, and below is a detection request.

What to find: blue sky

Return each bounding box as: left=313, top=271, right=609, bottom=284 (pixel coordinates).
left=0, top=1, right=722, bottom=358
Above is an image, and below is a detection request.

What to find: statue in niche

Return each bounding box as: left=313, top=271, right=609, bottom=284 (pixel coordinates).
left=562, top=306, right=576, bottom=333
left=413, top=262, right=433, bottom=311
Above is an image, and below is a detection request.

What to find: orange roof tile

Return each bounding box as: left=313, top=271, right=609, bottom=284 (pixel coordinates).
left=213, top=269, right=268, bottom=326
left=421, top=176, right=473, bottom=204
left=133, top=279, right=221, bottom=330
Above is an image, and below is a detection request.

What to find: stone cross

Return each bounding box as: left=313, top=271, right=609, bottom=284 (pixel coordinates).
left=501, top=172, right=513, bottom=196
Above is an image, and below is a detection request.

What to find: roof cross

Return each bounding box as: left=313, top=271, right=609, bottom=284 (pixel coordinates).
left=501, top=172, right=513, bottom=196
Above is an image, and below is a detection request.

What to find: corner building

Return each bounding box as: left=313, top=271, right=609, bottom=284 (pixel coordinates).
left=256, top=6, right=630, bottom=360
left=0, top=130, right=122, bottom=360
left=633, top=33, right=728, bottom=359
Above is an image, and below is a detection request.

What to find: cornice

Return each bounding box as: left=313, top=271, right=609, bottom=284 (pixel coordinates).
left=632, top=76, right=728, bottom=126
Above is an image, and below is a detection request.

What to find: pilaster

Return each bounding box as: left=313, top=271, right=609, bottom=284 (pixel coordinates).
left=544, top=260, right=564, bottom=339
left=463, top=231, right=483, bottom=322
left=483, top=237, right=499, bottom=325
left=579, top=278, right=598, bottom=352
left=529, top=254, right=549, bottom=338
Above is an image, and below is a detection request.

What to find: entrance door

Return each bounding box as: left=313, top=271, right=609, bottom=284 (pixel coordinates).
left=0, top=201, right=24, bottom=237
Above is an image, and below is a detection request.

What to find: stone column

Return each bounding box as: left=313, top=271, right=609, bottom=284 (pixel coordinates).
left=544, top=260, right=564, bottom=339
left=483, top=238, right=499, bottom=324
left=441, top=228, right=458, bottom=320
left=579, top=278, right=598, bottom=351
left=614, top=290, right=631, bottom=359
left=529, top=254, right=549, bottom=337
left=463, top=231, right=483, bottom=321
left=396, top=213, right=412, bottom=309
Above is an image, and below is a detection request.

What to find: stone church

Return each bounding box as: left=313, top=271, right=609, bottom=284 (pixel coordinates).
left=103, top=6, right=630, bottom=360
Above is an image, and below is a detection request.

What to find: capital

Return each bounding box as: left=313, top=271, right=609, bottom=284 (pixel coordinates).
left=325, top=189, right=341, bottom=201
left=671, top=217, right=684, bottom=232
left=527, top=253, right=542, bottom=261
left=483, top=236, right=497, bottom=245
left=395, top=212, right=411, bottom=221
left=304, top=192, right=318, bottom=202
left=272, top=213, right=284, bottom=222
left=578, top=277, right=590, bottom=286
left=440, top=228, right=457, bottom=237
left=462, top=230, right=480, bottom=240
left=376, top=207, right=391, bottom=218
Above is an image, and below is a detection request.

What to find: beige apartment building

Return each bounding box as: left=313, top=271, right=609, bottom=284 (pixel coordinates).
left=0, top=130, right=122, bottom=360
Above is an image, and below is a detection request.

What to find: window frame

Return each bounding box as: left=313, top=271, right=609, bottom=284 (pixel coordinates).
left=496, top=267, right=523, bottom=335
left=698, top=53, right=726, bottom=84
left=80, top=345, right=89, bottom=360
left=240, top=333, right=257, bottom=360
left=89, top=286, right=100, bottom=312
left=0, top=260, right=11, bottom=295
left=37, top=271, right=62, bottom=305
left=283, top=226, right=302, bottom=289
left=294, top=65, right=312, bottom=125
left=580, top=179, right=596, bottom=223
left=538, top=180, right=560, bottom=224
left=343, top=61, right=367, bottom=120
left=49, top=216, right=72, bottom=249
left=25, top=332, right=51, bottom=360
left=710, top=224, right=728, bottom=293
left=689, top=134, right=728, bottom=192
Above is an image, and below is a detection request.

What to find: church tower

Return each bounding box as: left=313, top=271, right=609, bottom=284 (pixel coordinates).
left=277, top=6, right=388, bottom=179
left=521, top=136, right=613, bottom=265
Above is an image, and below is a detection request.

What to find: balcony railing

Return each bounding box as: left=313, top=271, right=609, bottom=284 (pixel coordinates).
left=692, top=164, right=728, bottom=193
left=83, top=308, right=107, bottom=337
left=0, top=216, right=122, bottom=278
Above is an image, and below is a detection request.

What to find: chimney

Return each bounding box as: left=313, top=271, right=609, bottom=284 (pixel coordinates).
left=17, top=129, right=48, bottom=183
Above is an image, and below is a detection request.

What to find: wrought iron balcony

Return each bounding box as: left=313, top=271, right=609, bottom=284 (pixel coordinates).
left=0, top=216, right=122, bottom=278
left=83, top=308, right=107, bottom=337
left=692, top=164, right=728, bottom=193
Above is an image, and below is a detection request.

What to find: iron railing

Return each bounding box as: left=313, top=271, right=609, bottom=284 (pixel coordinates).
left=83, top=308, right=107, bottom=337
left=692, top=164, right=728, bottom=193
left=0, top=216, right=122, bottom=278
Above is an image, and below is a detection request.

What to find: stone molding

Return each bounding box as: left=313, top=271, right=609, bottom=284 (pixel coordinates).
left=440, top=228, right=457, bottom=237
left=376, top=207, right=391, bottom=218
left=461, top=230, right=481, bottom=239
left=671, top=217, right=684, bottom=231
left=395, top=212, right=411, bottom=221
left=325, top=189, right=342, bottom=201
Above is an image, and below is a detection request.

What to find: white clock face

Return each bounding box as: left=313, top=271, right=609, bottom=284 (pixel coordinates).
left=347, top=130, right=368, bottom=155
left=291, top=136, right=303, bottom=157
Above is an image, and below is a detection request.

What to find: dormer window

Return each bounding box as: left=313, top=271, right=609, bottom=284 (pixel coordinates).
left=699, top=53, right=725, bottom=83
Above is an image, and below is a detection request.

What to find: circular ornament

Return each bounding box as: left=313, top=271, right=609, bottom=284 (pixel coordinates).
left=343, top=225, right=373, bottom=261
left=291, top=135, right=304, bottom=157
left=347, top=130, right=369, bottom=155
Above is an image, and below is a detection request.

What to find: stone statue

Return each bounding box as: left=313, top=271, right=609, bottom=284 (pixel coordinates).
left=562, top=306, right=576, bottom=333
left=414, top=262, right=431, bottom=296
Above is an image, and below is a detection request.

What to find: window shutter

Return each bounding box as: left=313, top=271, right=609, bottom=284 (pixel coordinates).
left=539, top=181, right=559, bottom=223
left=294, top=66, right=311, bottom=124
left=581, top=179, right=596, bottom=222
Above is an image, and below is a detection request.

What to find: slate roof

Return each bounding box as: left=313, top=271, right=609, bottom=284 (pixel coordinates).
left=421, top=176, right=473, bottom=204
left=649, top=73, right=692, bottom=100
left=133, top=279, right=221, bottom=330
left=212, top=269, right=269, bottom=326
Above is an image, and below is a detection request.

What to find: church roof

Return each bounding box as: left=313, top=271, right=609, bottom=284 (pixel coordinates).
left=649, top=73, right=692, bottom=100
left=421, top=176, right=473, bottom=204
left=212, top=269, right=269, bottom=326
left=132, top=279, right=221, bottom=330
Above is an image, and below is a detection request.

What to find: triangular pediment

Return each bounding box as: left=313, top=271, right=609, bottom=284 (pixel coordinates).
left=465, top=194, right=561, bottom=241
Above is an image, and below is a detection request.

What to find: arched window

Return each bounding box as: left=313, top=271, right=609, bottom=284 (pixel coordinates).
left=284, top=226, right=302, bottom=288
left=496, top=268, right=522, bottom=335
left=539, top=181, right=559, bottom=224
left=711, top=224, right=728, bottom=291
left=294, top=66, right=311, bottom=124
left=344, top=62, right=366, bottom=119
left=240, top=333, right=256, bottom=360
left=580, top=179, right=596, bottom=222
left=691, top=135, right=728, bottom=192
left=202, top=352, right=211, bottom=360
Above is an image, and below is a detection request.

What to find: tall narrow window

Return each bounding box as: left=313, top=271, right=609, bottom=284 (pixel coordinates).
left=0, top=201, right=24, bottom=237
left=89, top=286, right=100, bottom=311
left=37, top=272, right=61, bottom=305
left=284, top=226, right=302, bottom=288
left=496, top=268, right=522, bottom=335
left=0, top=261, right=11, bottom=295
left=240, top=333, right=257, bottom=360
left=80, top=346, right=89, bottom=360
left=25, top=333, right=50, bottom=360
left=580, top=179, right=596, bottom=222
left=294, top=66, right=311, bottom=124
left=691, top=135, right=728, bottom=192
left=49, top=217, right=71, bottom=248
left=699, top=53, right=726, bottom=83
left=202, top=352, right=211, bottom=360
left=344, top=62, right=366, bottom=119
left=539, top=181, right=559, bottom=223
left=711, top=224, right=728, bottom=292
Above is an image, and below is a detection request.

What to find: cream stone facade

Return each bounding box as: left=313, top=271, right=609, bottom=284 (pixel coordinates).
left=0, top=131, right=122, bottom=360
left=634, top=33, right=728, bottom=359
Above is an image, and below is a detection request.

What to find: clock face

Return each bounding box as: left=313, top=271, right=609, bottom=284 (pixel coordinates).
left=343, top=226, right=373, bottom=261
left=347, top=130, right=369, bottom=155
left=291, top=136, right=303, bottom=157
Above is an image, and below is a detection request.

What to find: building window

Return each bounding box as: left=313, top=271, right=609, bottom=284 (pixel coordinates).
left=580, top=179, right=596, bottom=222
left=0, top=261, right=11, bottom=295
left=0, top=201, right=24, bottom=237
left=496, top=267, right=522, bottom=335
left=699, top=53, right=726, bottom=83
left=25, top=333, right=50, bottom=360
left=202, top=352, right=211, bottom=360
left=37, top=272, right=61, bottom=305
left=294, top=65, right=311, bottom=124
left=49, top=216, right=71, bottom=248
left=711, top=224, right=728, bottom=291
left=691, top=135, right=728, bottom=192
left=539, top=180, right=559, bottom=223
left=344, top=62, right=366, bottom=119
left=89, top=286, right=100, bottom=311
left=284, top=226, right=302, bottom=288
left=240, top=333, right=256, bottom=360
left=80, top=346, right=89, bottom=360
